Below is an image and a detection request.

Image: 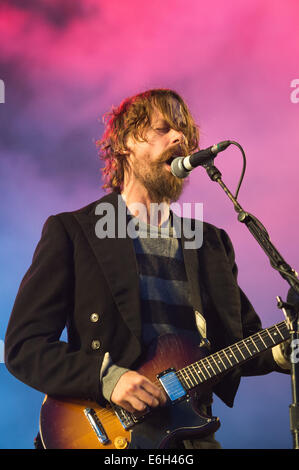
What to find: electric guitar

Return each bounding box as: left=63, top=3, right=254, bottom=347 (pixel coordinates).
left=39, top=320, right=289, bottom=449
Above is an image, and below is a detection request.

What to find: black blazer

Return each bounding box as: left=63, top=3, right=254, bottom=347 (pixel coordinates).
left=5, top=192, right=284, bottom=407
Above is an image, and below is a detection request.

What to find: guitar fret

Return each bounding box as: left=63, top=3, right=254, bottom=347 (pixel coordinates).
left=201, top=359, right=213, bottom=378
left=265, top=328, right=276, bottom=345
left=193, top=363, right=207, bottom=382
left=205, top=358, right=217, bottom=375
left=187, top=365, right=197, bottom=385
left=179, top=369, right=193, bottom=388
left=235, top=342, right=246, bottom=360
left=176, top=321, right=289, bottom=393
left=243, top=339, right=253, bottom=356
left=245, top=337, right=259, bottom=355
left=228, top=346, right=238, bottom=363
left=190, top=363, right=201, bottom=384
left=261, top=331, right=274, bottom=348
left=182, top=362, right=205, bottom=385
left=195, top=363, right=208, bottom=381
left=210, top=355, right=222, bottom=373
left=250, top=337, right=261, bottom=354
left=218, top=350, right=232, bottom=369
left=185, top=371, right=195, bottom=388
left=222, top=349, right=234, bottom=366
left=229, top=345, right=242, bottom=362
left=252, top=334, right=265, bottom=352
left=274, top=324, right=285, bottom=340
left=215, top=351, right=227, bottom=371
left=257, top=332, right=267, bottom=348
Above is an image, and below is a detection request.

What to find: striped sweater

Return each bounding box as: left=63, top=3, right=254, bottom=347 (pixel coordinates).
left=101, top=213, right=204, bottom=401
left=133, top=216, right=201, bottom=348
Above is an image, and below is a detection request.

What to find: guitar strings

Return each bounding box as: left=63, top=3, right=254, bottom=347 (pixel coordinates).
left=176, top=321, right=288, bottom=386
left=92, top=321, right=288, bottom=423
left=99, top=321, right=288, bottom=419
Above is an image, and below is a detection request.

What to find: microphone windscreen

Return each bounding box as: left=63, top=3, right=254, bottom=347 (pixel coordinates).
left=171, top=157, right=191, bottom=179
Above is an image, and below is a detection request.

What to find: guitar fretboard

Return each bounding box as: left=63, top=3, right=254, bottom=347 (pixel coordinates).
left=176, top=320, right=289, bottom=390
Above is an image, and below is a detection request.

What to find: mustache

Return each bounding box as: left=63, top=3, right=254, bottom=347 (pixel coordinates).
left=159, top=143, right=188, bottom=164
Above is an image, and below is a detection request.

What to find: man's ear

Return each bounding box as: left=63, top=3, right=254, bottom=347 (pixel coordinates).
left=113, top=144, right=130, bottom=156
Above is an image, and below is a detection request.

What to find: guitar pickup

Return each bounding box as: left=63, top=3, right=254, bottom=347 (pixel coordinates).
left=84, top=408, right=110, bottom=444
left=157, top=368, right=187, bottom=403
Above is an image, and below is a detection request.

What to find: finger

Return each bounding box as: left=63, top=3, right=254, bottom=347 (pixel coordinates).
left=139, top=376, right=162, bottom=397
left=140, top=379, right=167, bottom=405
left=119, top=400, right=140, bottom=414
left=113, top=393, right=147, bottom=414
left=129, top=395, right=149, bottom=413
left=134, top=387, right=160, bottom=408
left=159, top=389, right=168, bottom=405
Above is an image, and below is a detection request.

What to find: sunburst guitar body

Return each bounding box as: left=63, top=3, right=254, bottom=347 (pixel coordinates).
left=39, top=333, right=219, bottom=449
left=39, top=320, right=289, bottom=449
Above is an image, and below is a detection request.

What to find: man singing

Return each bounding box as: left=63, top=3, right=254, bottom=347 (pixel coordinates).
left=5, top=89, right=290, bottom=449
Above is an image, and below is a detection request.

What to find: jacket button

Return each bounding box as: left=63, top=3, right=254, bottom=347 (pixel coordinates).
left=90, top=313, right=99, bottom=323
left=91, top=339, right=101, bottom=350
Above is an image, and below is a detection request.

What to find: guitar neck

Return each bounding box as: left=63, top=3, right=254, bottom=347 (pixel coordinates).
left=176, top=320, right=289, bottom=391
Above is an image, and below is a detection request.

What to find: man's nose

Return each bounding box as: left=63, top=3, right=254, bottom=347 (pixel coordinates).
left=169, top=128, right=185, bottom=145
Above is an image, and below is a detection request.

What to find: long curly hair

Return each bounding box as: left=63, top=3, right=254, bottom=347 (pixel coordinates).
left=97, top=89, right=199, bottom=193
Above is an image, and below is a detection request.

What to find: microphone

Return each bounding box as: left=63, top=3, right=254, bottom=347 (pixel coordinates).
left=171, top=140, right=232, bottom=178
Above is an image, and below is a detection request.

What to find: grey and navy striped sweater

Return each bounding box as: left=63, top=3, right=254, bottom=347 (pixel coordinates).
left=134, top=216, right=201, bottom=348
left=101, top=215, right=204, bottom=401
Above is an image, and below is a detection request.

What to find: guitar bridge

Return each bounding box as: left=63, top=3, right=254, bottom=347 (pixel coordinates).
left=113, top=405, right=139, bottom=430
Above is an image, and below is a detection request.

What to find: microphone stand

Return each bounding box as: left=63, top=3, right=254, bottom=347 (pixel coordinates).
left=204, top=163, right=299, bottom=449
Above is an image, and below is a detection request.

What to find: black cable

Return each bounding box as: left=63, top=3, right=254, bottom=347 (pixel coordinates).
left=228, top=140, right=247, bottom=200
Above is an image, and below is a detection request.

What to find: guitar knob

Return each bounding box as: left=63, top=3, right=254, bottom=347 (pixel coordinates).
left=114, top=436, right=128, bottom=449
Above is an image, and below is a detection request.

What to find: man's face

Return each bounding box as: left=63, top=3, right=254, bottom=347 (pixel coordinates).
left=125, top=105, right=189, bottom=203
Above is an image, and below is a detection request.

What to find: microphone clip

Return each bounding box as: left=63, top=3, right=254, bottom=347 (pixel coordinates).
left=203, top=162, right=222, bottom=181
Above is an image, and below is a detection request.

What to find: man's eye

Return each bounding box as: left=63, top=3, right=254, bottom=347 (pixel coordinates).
left=155, top=127, right=170, bottom=133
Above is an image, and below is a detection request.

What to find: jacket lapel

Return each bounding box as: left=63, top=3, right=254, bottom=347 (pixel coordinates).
left=74, top=193, right=142, bottom=341
left=180, top=215, right=243, bottom=341
left=174, top=212, right=204, bottom=316
left=197, top=224, right=243, bottom=341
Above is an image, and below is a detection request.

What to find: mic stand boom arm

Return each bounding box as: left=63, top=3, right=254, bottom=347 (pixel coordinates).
left=204, top=163, right=299, bottom=449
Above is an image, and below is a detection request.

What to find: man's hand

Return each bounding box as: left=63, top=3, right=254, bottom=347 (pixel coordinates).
left=111, top=370, right=167, bottom=414
left=272, top=339, right=292, bottom=370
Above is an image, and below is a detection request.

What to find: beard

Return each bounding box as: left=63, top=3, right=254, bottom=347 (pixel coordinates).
left=132, top=144, right=188, bottom=203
